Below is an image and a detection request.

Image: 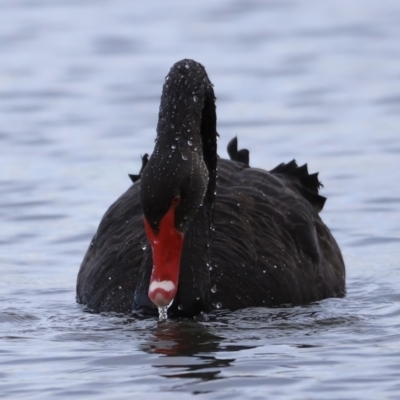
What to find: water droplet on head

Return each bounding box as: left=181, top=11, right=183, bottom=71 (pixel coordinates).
left=211, top=285, right=217, bottom=293
left=108, top=277, right=111, bottom=280
left=182, top=154, right=188, bottom=161
left=216, top=302, right=222, bottom=309
left=193, top=95, right=198, bottom=102
left=141, top=244, right=147, bottom=250
left=188, top=140, right=193, bottom=146
left=171, top=144, right=176, bottom=150
left=170, top=123, right=174, bottom=129
left=185, top=64, right=189, bottom=69
left=178, top=304, right=183, bottom=310
left=274, top=265, right=277, bottom=269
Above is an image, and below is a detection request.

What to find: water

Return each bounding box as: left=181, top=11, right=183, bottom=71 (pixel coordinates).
left=1, top=0, right=400, bottom=398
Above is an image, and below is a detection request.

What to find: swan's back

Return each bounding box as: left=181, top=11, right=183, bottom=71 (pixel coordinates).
left=209, top=158, right=345, bottom=309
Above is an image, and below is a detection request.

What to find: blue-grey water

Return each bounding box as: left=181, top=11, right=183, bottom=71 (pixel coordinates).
left=1, top=0, right=400, bottom=398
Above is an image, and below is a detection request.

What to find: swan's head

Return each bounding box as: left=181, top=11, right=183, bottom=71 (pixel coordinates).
left=140, top=148, right=209, bottom=308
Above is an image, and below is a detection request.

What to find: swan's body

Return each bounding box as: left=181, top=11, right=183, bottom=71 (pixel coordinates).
left=76, top=59, right=345, bottom=317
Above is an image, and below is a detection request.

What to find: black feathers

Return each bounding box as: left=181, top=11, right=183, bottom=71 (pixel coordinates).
left=128, top=154, right=149, bottom=183
left=270, top=160, right=326, bottom=212
left=227, top=137, right=250, bottom=166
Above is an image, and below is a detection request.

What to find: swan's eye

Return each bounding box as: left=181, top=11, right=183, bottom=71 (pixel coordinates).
left=171, top=196, right=181, bottom=207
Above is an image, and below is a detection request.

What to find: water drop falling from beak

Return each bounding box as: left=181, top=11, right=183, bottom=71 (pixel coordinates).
left=157, top=300, right=173, bottom=321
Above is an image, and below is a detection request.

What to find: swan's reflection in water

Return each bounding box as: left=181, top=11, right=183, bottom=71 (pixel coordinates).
left=139, top=320, right=252, bottom=382
left=131, top=305, right=351, bottom=385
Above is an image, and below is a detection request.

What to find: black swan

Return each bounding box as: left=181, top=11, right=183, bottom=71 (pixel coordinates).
left=76, top=59, right=345, bottom=318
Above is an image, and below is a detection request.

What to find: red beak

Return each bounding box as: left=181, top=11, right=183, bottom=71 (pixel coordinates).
left=144, top=205, right=184, bottom=308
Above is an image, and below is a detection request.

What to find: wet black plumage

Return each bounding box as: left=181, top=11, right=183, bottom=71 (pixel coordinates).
left=76, top=59, right=345, bottom=317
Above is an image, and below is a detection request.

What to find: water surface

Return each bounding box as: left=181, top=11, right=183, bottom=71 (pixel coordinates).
left=1, top=0, right=400, bottom=398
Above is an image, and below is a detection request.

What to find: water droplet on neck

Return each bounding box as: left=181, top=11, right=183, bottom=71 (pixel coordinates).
left=171, top=144, right=176, bottom=149
left=193, top=95, right=198, bottom=102
left=216, top=302, right=222, bottom=309
left=182, top=154, right=188, bottom=161
left=211, top=285, right=217, bottom=293
left=141, top=244, right=147, bottom=250
left=188, top=140, right=193, bottom=146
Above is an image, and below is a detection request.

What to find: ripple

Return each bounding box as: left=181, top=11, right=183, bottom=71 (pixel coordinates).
left=299, top=24, right=384, bottom=38
left=0, top=90, right=79, bottom=100
left=365, top=197, right=400, bottom=204
left=0, top=310, right=40, bottom=324
left=11, top=214, right=67, bottom=221
left=0, top=200, right=50, bottom=209
left=219, top=117, right=330, bottom=128
left=350, top=236, right=400, bottom=247
left=93, top=36, right=139, bottom=55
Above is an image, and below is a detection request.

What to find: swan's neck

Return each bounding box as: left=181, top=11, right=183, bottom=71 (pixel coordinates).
left=156, top=60, right=218, bottom=205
